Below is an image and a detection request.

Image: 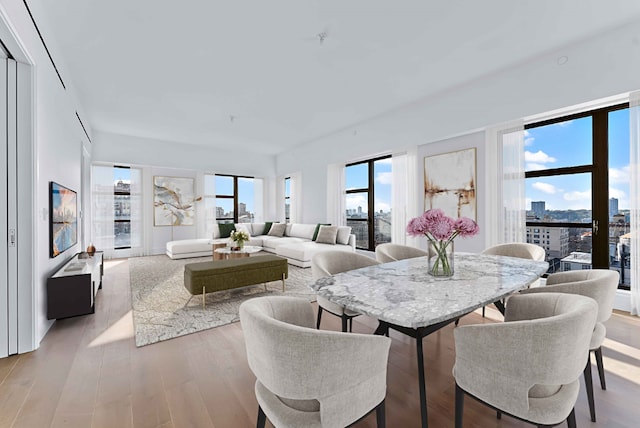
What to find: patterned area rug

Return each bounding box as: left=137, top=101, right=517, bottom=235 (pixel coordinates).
left=129, top=254, right=315, bottom=347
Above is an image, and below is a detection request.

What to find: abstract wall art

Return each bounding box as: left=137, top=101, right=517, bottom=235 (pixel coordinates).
left=50, top=181, right=78, bottom=258
left=153, top=176, right=197, bottom=226
left=424, top=148, right=477, bottom=220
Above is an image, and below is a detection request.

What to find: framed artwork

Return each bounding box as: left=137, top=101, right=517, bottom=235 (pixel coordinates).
left=424, top=148, right=477, bottom=220
left=49, top=181, right=78, bottom=257
left=153, top=176, right=197, bottom=226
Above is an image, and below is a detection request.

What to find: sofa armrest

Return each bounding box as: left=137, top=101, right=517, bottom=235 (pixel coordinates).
left=347, top=234, right=356, bottom=249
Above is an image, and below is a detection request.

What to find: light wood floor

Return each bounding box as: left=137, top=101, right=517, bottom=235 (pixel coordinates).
left=1, top=259, right=639, bottom=428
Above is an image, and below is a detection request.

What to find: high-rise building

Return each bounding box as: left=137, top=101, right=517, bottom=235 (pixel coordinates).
left=531, top=201, right=546, bottom=219
left=609, top=197, right=619, bottom=220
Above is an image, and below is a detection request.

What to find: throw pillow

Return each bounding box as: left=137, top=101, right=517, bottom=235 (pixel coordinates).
left=262, top=221, right=273, bottom=235
left=234, top=224, right=252, bottom=238
left=312, top=223, right=331, bottom=241
left=336, top=226, right=352, bottom=245
left=315, top=225, right=338, bottom=245
left=267, top=223, right=286, bottom=237
left=218, top=223, right=236, bottom=238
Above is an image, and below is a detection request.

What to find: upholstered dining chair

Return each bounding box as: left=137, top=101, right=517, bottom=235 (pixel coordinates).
left=374, top=243, right=429, bottom=263
left=519, top=269, right=619, bottom=422
left=453, top=292, right=598, bottom=428
left=239, top=296, right=391, bottom=428
left=480, top=242, right=546, bottom=317
left=311, top=251, right=381, bottom=332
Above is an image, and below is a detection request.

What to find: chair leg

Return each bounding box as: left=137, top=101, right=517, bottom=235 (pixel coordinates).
left=375, top=399, right=386, bottom=428
left=566, top=407, right=577, bottom=428
left=454, top=384, right=464, bottom=428
left=594, top=347, right=606, bottom=390
left=583, top=357, right=596, bottom=422
left=341, top=314, right=348, bottom=332
left=482, top=306, right=485, bottom=317
left=496, top=410, right=502, bottom=419
left=256, top=406, right=266, bottom=428
left=349, top=317, right=353, bottom=332
left=316, top=306, right=323, bottom=329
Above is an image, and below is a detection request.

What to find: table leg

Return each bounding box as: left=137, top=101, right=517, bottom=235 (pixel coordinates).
left=416, top=337, right=428, bottom=428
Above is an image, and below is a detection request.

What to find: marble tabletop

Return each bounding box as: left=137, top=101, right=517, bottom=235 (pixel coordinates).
left=310, top=252, right=549, bottom=329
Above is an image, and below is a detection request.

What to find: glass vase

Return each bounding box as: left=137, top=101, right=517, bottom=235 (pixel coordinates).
left=428, top=241, right=454, bottom=277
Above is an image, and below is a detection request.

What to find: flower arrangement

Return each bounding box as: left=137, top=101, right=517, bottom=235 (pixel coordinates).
left=406, top=209, right=479, bottom=276
left=230, top=229, right=250, bottom=250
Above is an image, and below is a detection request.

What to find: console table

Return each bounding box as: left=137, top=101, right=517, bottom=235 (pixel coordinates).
left=47, top=251, right=103, bottom=319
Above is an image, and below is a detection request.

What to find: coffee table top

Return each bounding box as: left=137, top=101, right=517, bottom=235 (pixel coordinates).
left=214, top=245, right=262, bottom=255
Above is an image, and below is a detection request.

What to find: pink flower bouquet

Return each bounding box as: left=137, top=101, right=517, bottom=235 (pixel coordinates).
left=407, top=209, right=479, bottom=276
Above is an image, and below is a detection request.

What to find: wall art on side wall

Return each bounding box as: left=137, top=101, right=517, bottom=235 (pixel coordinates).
left=153, top=176, right=197, bottom=226
left=424, top=148, right=477, bottom=220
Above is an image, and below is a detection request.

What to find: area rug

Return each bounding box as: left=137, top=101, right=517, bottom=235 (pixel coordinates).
left=129, top=254, right=315, bottom=347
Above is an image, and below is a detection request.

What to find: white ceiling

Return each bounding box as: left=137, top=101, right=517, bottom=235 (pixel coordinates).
left=32, top=0, right=640, bottom=155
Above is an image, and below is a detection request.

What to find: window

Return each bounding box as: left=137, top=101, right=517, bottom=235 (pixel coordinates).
left=345, top=156, right=392, bottom=251
left=214, top=174, right=255, bottom=224
left=92, top=164, right=141, bottom=253
left=284, top=177, right=291, bottom=223
left=525, top=104, right=629, bottom=288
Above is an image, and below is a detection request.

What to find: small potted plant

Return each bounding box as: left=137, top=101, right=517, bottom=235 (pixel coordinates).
left=229, top=229, right=250, bottom=251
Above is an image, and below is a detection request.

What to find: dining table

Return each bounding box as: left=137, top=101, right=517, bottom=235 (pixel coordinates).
left=310, top=252, right=549, bottom=428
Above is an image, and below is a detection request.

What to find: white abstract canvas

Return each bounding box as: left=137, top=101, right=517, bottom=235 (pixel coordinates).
left=424, top=148, right=477, bottom=220
left=153, top=176, right=196, bottom=226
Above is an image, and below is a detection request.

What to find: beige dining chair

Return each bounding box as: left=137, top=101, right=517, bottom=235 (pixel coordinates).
left=240, top=296, right=391, bottom=428
left=480, top=242, right=546, bottom=317
left=311, top=251, right=381, bottom=332
left=375, top=243, right=429, bottom=263
left=453, top=292, right=598, bottom=428
left=519, top=269, right=619, bottom=422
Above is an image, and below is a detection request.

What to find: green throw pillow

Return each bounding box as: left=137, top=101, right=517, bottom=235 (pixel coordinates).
left=312, top=223, right=331, bottom=241
left=218, top=223, right=236, bottom=238
left=262, top=222, right=273, bottom=235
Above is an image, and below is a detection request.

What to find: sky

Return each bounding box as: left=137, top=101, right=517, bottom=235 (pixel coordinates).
left=525, top=108, right=630, bottom=211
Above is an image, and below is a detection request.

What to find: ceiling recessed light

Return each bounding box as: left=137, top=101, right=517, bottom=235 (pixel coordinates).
left=557, top=55, right=569, bottom=65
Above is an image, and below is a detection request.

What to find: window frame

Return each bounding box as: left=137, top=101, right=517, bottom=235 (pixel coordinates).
left=524, top=102, right=629, bottom=288
left=215, top=174, right=254, bottom=224
left=113, top=165, right=131, bottom=250
left=284, top=176, right=291, bottom=223
left=345, top=154, right=391, bottom=251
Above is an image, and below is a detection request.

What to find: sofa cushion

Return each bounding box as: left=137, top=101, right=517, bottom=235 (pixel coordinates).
left=287, top=224, right=317, bottom=240
left=336, top=226, right=352, bottom=245
left=276, top=241, right=354, bottom=263
left=268, top=223, right=286, bottom=237
left=234, top=223, right=252, bottom=237
left=251, top=223, right=266, bottom=235
left=261, top=222, right=273, bottom=235
left=315, top=225, right=338, bottom=245
left=262, top=236, right=307, bottom=250
left=218, top=223, right=236, bottom=238
left=312, top=223, right=331, bottom=241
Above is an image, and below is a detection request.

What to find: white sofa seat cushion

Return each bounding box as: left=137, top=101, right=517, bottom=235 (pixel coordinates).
left=262, top=236, right=308, bottom=250
left=277, top=241, right=354, bottom=263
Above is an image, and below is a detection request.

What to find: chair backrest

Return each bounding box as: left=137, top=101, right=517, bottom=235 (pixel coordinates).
left=454, top=293, right=597, bottom=420
left=481, top=242, right=546, bottom=261
left=239, top=296, right=391, bottom=427
left=529, top=269, right=619, bottom=324
left=311, top=251, right=380, bottom=279
left=375, top=243, right=429, bottom=263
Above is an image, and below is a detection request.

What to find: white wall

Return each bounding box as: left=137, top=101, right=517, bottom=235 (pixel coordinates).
left=0, top=0, right=92, bottom=349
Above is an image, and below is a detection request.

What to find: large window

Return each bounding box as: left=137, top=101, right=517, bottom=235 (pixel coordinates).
left=284, top=177, right=291, bottom=223
left=525, top=104, right=629, bottom=288
left=92, top=164, right=141, bottom=253
left=214, top=174, right=255, bottom=224
left=345, top=156, right=392, bottom=251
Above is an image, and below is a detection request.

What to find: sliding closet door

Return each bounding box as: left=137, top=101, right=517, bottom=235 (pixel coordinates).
left=1, top=57, right=18, bottom=358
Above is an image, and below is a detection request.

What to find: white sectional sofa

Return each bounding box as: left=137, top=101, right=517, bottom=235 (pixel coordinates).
left=165, top=222, right=356, bottom=268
